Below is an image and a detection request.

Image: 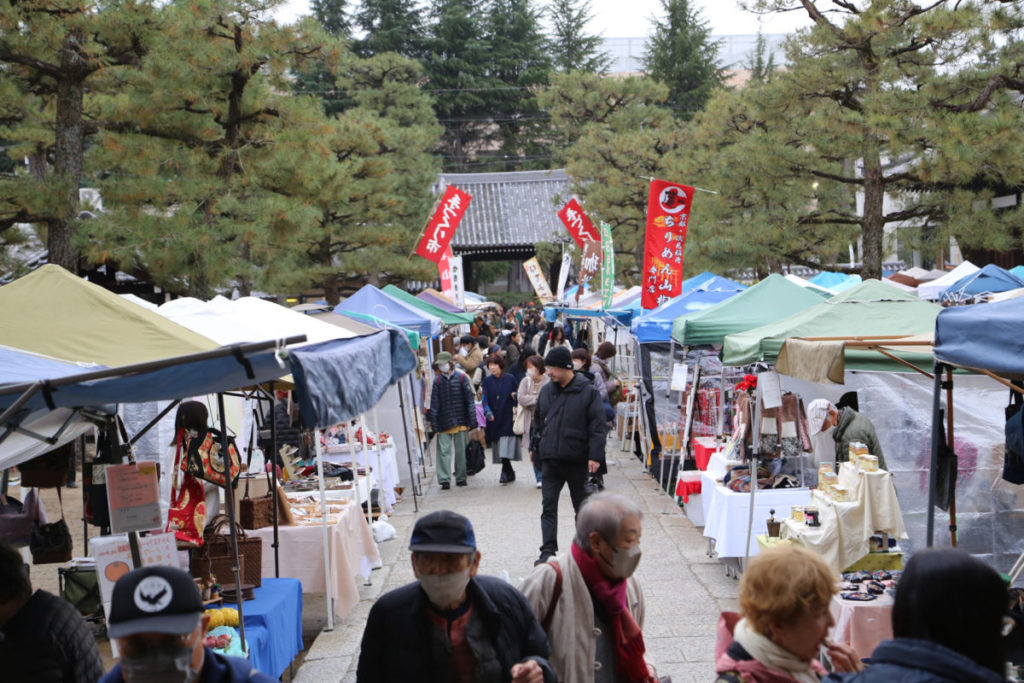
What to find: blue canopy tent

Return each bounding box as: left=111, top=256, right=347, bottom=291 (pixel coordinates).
left=1011, top=265, right=1024, bottom=281
left=808, top=271, right=862, bottom=292
left=630, top=276, right=747, bottom=344
left=336, top=284, right=443, bottom=338
left=939, top=264, right=1024, bottom=305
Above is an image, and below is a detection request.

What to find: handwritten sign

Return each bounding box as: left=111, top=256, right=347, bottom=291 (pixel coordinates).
left=106, top=463, right=163, bottom=534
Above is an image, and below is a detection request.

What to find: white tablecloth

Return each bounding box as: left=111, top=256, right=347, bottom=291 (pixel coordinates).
left=249, top=499, right=380, bottom=618
left=701, top=475, right=811, bottom=558
left=324, top=444, right=400, bottom=511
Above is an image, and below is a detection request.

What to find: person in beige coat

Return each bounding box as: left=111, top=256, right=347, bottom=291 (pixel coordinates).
left=516, top=354, right=549, bottom=488
left=520, top=492, right=657, bottom=683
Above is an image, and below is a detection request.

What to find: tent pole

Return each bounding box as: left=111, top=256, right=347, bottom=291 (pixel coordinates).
left=313, top=429, right=335, bottom=631
left=396, top=378, right=419, bottom=512
left=926, top=363, right=944, bottom=547
left=945, top=367, right=957, bottom=548
left=372, top=408, right=385, bottom=516
left=358, top=416, right=373, bottom=529
left=744, top=382, right=762, bottom=572
left=269, top=382, right=280, bottom=578
left=216, top=393, right=246, bottom=648
left=80, top=434, right=88, bottom=552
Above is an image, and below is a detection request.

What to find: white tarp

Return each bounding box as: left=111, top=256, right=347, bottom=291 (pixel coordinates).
left=918, top=261, right=980, bottom=300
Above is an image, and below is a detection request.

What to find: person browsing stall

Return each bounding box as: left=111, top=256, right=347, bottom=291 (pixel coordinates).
left=357, top=510, right=556, bottom=683
left=100, top=565, right=275, bottom=683
left=806, top=399, right=886, bottom=470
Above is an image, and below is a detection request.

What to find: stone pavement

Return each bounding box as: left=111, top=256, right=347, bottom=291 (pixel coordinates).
left=294, top=439, right=739, bottom=683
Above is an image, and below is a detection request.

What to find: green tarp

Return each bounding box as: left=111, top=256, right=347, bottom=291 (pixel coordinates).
left=381, top=284, right=474, bottom=326
left=721, top=279, right=942, bottom=369
left=672, top=273, right=826, bottom=347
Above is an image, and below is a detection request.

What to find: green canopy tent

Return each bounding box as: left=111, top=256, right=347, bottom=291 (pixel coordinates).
left=381, top=284, right=474, bottom=326
left=721, top=279, right=942, bottom=371
left=672, top=274, right=827, bottom=347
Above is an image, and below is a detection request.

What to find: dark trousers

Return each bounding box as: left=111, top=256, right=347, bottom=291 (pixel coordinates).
left=539, top=459, right=588, bottom=557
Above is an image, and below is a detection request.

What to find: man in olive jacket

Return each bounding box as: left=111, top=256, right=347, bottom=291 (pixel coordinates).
left=531, top=346, right=606, bottom=565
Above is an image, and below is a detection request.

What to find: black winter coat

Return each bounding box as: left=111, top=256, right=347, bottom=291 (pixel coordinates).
left=531, top=372, right=606, bottom=466
left=428, top=369, right=476, bottom=433
left=824, top=639, right=1006, bottom=683
left=356, top=575, right=556, bottom=683
left=1, top=590, right=104, bottom=683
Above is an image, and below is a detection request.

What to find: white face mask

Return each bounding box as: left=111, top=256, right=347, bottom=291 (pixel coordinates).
left=443, top=362, right=455, bottom=374
left=419, top=568, right=471, bottom=608
left=572, top=360, right=584, bottom=371
left=459, top=346, right=469, bottom=357
left=527, top=368, right=539, bottom=380
left=599, top=543, right=642, bottom=579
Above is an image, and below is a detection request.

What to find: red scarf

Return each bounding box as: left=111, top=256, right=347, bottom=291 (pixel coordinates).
left=571, top=543, right=654, bottom=683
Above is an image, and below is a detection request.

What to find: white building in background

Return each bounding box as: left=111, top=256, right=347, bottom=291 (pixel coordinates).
left=601, top=34, right=789, bottom=77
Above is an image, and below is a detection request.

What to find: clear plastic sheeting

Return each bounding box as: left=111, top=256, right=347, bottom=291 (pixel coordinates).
left=780, top=371, right=1021, bottom=570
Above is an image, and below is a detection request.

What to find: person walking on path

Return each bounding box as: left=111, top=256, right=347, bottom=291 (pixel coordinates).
left=520, top=492, right=657, bottom=683
left=531, top=346, right=606, bottom=565
left=429, top=351, right=477, bottom=490
left=357, top=510, right=556, bottom=683
left=483, top=354, right=521, bottom=485
left=517, top=354, right=550, bottom=489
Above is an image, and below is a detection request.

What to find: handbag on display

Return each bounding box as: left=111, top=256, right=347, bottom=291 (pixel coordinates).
left=196, top=514, right=262, bottom=587
left=166, top=434, right=208, bottom=547
left=19, top=442, right=74, bottom=488
left=0, top=488, right=42, bottom=547
left=30, top=488, right=72, bottom=564
left=182, top=428, right=241, bottom=488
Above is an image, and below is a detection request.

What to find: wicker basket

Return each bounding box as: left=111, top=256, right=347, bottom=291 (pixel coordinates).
left=196, top=515, right=262, bottom=587
left=191, top=553, right=245, bottom=587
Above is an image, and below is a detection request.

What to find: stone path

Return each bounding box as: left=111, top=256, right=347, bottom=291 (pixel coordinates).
left=295, top=439, right=739, bottom=683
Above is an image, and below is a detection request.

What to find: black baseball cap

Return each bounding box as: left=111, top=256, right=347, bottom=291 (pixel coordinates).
left=107, top=566, right=203, bottom=638
left=409, top=510, right=477, bottom=554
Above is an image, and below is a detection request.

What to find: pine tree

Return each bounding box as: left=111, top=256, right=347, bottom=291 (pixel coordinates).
left=311, top=0, right=351, bottom=37
left=745, top=29, right=775, bottom=84
left=353, top=0, right=428, bottom=59
left=547, top=0, right=610, bottom=74
left=642, top=0, right=726, bottom=120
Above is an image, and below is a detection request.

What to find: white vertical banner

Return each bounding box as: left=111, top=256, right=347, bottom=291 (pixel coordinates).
left=556, top=248, right=572, bottom=301
left=449, top=255, right=465, bottom=309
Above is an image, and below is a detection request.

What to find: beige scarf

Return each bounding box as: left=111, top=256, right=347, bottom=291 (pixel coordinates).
left=733, top=618, right=821, bottom=683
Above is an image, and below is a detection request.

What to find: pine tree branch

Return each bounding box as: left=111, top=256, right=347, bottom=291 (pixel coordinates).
left=0, top=47, right=61, bottom=78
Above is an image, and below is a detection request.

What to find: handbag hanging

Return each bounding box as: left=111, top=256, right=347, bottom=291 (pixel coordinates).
left=0, top=488, right=43, bottom=547
left=239, top=415, right=274, bottom=530
left=195, top=514, right=262, bottom=587
left=166, top=432, right=208, bottom=547
left=30, top=488, right=73, bottom=564
left=182, top=427, right=241, bottom=488
left=20, top=442, right=74, bottom=488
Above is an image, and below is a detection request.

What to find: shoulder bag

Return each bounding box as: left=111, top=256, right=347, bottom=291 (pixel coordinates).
left=30, top=488, right=72, bottom=564
left=182, top=427, right=241, bottom=488
left=166, top=431, right=207, bottom=547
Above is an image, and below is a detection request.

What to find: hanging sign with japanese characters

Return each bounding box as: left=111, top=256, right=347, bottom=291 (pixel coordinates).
left=439, top=247, right=453, bottom=297
left=576, top=240, right=603, bottom=303
left=415, top=186, right=472, bottom=263
left=557, top=198, right=600, bottom=250
left=600, top=222, right=615, bottom=309
left=449, top=254, right=465, bottom=309
left=523, top=257, right=554, bottom=302
left=641, top=179, right=694, bottom=310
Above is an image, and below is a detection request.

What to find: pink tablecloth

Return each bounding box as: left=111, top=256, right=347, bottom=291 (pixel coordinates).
left=249, top=500, right=380, bottom=619
left=829, top=592, right=893, bottom=660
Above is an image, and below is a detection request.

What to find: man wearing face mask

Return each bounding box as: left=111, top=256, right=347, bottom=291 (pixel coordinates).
left=454, top=334, right=484, bottom=376
left=429, top=351, right=478, bottom=490
left=520, top=493, right=657, bottom=683
left=357, top=510, right=556, bottom=683
left=100, top=566, right=275, bottom=683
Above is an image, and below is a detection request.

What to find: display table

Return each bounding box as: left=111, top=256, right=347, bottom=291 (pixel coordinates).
left=676, top=470, right=704, bottom=525
left=830, top=591, right=893, bottom=661
left=226, top=578, right=303, bottom=678
left=702, top=476, right=811, bottom=558
left=324, top=443, right=400, bottom=510
left=248, top=499, right=379, bottom=618
left=692, top=436, right=720, bottom=471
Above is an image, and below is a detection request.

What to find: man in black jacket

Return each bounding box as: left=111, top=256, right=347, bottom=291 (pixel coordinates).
left=357, top=510, right=555, bottom=683
left=531, top=346, right=606, bottom=565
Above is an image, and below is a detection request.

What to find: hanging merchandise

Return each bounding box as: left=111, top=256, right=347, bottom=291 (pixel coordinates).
left=30, top=488, right=73, bottom=564
left=0, top=488, right=43, bottom=547
left=85, top=417, right=132, bottom=528
left=239, top=414, right=274, bottom=530
left=182, top=428, right=242, bottom=488
left=19, top=442, right=74, bottom=488
left=166, top=432, right=207, bottom=546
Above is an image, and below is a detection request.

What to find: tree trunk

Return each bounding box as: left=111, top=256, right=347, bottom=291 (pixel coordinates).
left=860, top=144, right=884, bottom=280
left=324, top=272, right=341, bottom=307
left=51, top=34, right=87, bottom=271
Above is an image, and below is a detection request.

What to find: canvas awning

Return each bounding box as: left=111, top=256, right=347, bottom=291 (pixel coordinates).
left=934, top=294, right=1024, bottom=380
left=381, top=284, right=474, bottom=326
left=631, top=276, right=747, bottom=344
left=776, top=334, right=935, bottom=384
left=337, top=284, right=443, bottom=338
left=417, top=288, right=463, bottom=313
left=918, top=261, right=979, bottom=300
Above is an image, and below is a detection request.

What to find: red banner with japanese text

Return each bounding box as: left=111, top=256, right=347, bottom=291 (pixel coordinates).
left=438, top=246, right=454, bottom=298
left=415, top=186, right=472, bottom=263
left=641, top=179, right=694, bottom=310
left=557, top=198, right=600, bottom=250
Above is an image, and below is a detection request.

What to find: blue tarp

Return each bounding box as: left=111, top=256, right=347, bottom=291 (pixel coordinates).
left=336, top=284, right=443, bottom=338
left=1011, top=265, right=1024, bottom=281
left=288, top=330, right=418, bottom=430
left=630, top=276, right=747, bottom=344
left=0, top=346, right=105, bottom=386
left=934, top=296, right=1024, bottom=378
left=543, top=306, right=633, bottom=326
left=808, top=271, right=862, bottom=292
left=939, top=264, right=1024, bottom=304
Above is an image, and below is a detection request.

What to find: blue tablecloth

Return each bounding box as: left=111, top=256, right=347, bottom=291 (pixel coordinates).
left=227, top=578, right=303, bottom=678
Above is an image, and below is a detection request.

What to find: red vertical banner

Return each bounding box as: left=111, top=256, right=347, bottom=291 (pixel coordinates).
left=415, top=186, right=472, bottom=263
left=438, top=246, right=454, bottom=298
left=641, top=179, right=694, bottom=310
left=557, top=198, right=600, bottom=250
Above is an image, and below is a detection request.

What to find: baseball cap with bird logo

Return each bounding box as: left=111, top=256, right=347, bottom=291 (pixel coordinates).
left=107, top=565, right=204, bottom=638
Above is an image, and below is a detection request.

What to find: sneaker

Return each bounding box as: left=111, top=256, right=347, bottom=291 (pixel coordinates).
left=535, top=481, right=542, bottom=489
left=440, top=482, right=450, bottom=490
left=456, top=481, right=467, bottom=487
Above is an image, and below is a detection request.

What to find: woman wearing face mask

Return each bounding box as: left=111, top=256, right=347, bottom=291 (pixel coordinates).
left=520, top=493, right=658, bottom=683
left=714, top=544, right=861, bottom=682
left=517, top=355, right=550, bottom=488
left=482, top=354, right=521, bottom=484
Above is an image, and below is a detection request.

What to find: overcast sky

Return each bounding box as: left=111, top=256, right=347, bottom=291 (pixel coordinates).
left=273, top=0, right=812, bottom=38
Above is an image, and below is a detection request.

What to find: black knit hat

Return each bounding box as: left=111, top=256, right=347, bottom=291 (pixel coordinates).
left=545, top=346, right=574, bottom=370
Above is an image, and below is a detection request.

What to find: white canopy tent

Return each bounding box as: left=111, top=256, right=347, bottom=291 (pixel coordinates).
left=918, top=261, right=980, bottom=300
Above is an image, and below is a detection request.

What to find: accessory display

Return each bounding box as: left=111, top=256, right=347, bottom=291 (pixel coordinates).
left=29, top=487, right=72, bottom=564
left=182, top=428, right=241, bottom=488
left=166, top=433, right=207, bottom=547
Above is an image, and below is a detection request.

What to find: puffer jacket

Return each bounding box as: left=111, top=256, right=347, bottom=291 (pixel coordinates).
left=833, top=407, right=886, bottom=470
left=428, top=369, right=476, bottom=433
left=531, top=372, right=606, bottom=466
left=823, top=638, right=1005, bottom=683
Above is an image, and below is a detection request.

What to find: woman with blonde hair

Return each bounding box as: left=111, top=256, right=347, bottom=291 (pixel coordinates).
left=715, top=544, right=861, bottom=682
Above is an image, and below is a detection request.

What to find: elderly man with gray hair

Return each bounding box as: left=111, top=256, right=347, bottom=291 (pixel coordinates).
left=520, top=492, right=658, bottom=683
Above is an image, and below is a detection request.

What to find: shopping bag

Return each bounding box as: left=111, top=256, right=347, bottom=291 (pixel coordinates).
left=512, top=406, right=527, bottom=436
left=466, top=440, right=486, bottom=476
left=182, top=428, right=241, bottom=488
